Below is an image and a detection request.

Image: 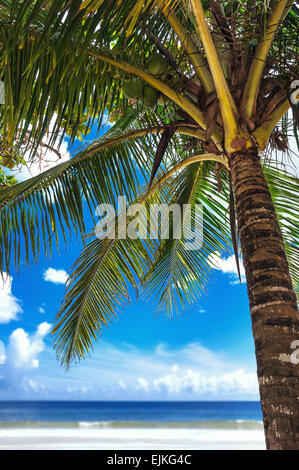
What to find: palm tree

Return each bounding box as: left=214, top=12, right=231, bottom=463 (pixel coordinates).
left=0, top=0, right=298, bottom=449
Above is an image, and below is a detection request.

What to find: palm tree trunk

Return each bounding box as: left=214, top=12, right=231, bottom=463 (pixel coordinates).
left=230, top=147, right=299, bottom=450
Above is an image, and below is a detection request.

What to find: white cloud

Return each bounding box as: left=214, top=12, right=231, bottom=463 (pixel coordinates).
left=10, top=114, right=115, bottom=184
left=14, top=140, right=70, bottom=182
left=11, top=115, right=71, bottom=182
left=208, top=251, right=246, bottom=284
left=0, top=340, right=5, bottom=364
left=153, top=367, right=258, bottom=396
left=65, top=385, right=93, bottom=395
left=0, top=274, right=22, bottom=324
left=118, top=380, right=127, bottom=390
left=43, top=267, right=68, bottom=285
left=72, top=341, right=258, bottom=400
left=136, top=377, right=149, bottom=392
left=7, top=322, right=51, bottom=369
left=21, top=378, right=46, bottom=393
left=0, top=337, right=258, bottom=400
left=35, top=322, right=51, bottom=337
left=265, top=135, right=299, bottom=178
left=179, top=342, right=226, bottom=369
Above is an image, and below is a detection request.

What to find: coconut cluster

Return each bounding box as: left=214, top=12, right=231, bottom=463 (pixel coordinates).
left=123, top=53, right=172, bottom=107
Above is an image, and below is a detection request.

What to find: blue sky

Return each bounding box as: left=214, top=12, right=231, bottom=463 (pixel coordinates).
left=0, top=120, right=260, bottom=401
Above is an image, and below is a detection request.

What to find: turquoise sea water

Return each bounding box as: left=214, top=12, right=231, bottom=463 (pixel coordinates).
left=0, top=401, right=263, bottom=429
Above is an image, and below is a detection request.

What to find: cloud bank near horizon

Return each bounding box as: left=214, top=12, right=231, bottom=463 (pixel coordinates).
left=0, top=333, right=258, bottom=401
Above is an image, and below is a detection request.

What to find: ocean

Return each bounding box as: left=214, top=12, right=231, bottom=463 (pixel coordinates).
left=0, top=401, right=265, bottom=449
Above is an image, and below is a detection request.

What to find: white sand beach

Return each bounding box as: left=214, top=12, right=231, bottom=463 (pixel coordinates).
left=0, top=426, right=266, bottom=450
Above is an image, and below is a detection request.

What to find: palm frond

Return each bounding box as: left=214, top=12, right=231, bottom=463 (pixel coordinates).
left=265, top=163, right=299, bottom=299
left=0, top=0, right=298, bottom=373
left=52, top=236, right=152, bottom=366
left=52, top=157, right=233, bottom=367
left=0, top=114, right=156, bottom=272
left=1, top=0, right=297, bottom=155
left=52, top=176, right=175, bottom=367
left=141, top=160, right=231, bottom=315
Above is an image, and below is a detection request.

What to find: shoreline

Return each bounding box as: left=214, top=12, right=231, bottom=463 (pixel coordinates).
left=0, top=426, right=266, bottom=450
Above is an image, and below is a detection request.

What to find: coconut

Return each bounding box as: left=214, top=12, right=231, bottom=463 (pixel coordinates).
left=143, top=86, right=157, bottom=106
left=123, top=79, right=143, bottom=99
left=147, top=54, right=169, bottom=76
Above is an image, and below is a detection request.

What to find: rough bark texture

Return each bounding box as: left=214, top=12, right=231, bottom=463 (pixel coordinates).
left=230, top=147, right=299, bottom=450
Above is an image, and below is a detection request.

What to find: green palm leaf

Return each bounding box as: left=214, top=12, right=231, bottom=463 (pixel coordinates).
left=265, top=163, right=299, bottom=299
left=0, top=0, right=298, bottom=379
left=141, top=161, right=231, bottom=315
left=52, top=176, right=176, bottom=366
left=0, top=114, right=157, bottom=272
left=52, top=236, right=151, bottom=366
left=52, top=158, right=232, bottom=366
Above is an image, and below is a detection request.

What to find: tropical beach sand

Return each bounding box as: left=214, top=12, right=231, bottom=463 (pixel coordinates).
left=0, top=426, right=265, bottom=450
